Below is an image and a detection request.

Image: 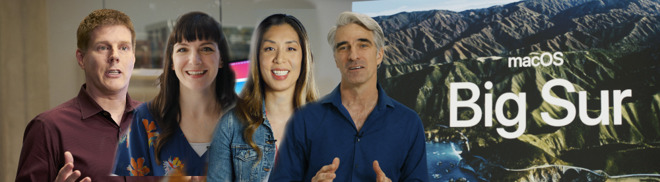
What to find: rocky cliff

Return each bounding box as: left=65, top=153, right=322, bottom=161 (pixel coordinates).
left=375, top=0, right=660, bottom=180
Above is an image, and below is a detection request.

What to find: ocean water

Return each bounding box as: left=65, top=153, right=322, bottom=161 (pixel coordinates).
left=425, top=134, right=660, bottom=182
left=426, top=141, right=481, bottom=182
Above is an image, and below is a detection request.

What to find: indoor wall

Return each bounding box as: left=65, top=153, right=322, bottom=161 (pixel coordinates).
left=0, top=0, right=355, bottom=180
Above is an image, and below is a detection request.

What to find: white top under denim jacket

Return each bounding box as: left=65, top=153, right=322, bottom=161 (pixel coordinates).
left=208, top=103, right=277, bottom=182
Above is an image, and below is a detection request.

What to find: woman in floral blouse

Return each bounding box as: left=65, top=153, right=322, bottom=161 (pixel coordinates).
left=112, top=11, right=237, bottom=177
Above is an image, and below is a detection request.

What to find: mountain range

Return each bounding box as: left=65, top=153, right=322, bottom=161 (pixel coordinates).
left=373, top=0, right=660, bottom=180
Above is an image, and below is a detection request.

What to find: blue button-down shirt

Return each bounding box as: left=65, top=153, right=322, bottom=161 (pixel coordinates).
left=270, top=84, right=428, bottom=182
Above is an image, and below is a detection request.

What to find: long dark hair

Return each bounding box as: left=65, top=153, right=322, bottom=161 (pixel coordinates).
left=236, top=14, right=318, bottom=163
left=149, top=12, right=238, bottom=164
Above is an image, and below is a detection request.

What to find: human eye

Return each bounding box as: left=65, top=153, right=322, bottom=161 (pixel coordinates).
left=337, top=45, right=348, bottom=51
left=201, top=46, right=215, bottom=52
left=120, top=45, right=131, bottom=51
left=97, top=45, right=109, bottom=51
left=359, top=43, right=370, bottom=48
left=176, top=48, right=187, bottom=53
left=288, top=47, right=297, bottom=51
left=263, top=47, right=275, bottom=52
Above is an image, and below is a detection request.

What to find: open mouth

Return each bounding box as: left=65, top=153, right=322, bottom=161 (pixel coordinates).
left=108, top=70, right=121, bottom=75
left=186, top=70, right=207, bottom=75
left=349, top=66, right=364, bottom=70
left=272, top=70, right=289, bottom=76
left=271, top=69, right=290, bottom=80
left=106, top=69, right=122, bottom=77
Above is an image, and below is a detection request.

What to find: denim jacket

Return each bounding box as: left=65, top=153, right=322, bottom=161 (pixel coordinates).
left=208, top=105, right=277, bottom=182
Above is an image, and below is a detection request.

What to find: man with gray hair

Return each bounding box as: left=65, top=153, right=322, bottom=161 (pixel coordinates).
left=270, top=11, right=428, bottom=182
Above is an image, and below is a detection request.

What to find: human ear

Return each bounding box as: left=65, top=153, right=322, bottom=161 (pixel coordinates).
left=76, top=49, right=85, bottom=69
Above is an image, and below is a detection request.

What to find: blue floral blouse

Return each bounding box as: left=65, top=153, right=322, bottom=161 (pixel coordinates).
left=112, top=103, right=208, bottom=176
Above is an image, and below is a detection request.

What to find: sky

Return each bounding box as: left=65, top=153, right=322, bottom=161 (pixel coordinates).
left=353, top=0, right=522, bottom=17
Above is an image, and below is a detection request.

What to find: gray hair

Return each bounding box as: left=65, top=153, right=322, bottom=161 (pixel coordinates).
left=327, top=11, right=385, bottom=52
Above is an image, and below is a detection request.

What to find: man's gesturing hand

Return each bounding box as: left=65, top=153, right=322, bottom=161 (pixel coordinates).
left=55, top=151, right=91, bottom=182
left=373, top=160, right=392, bottom=182
left=312, top=157, right=340, bottom=182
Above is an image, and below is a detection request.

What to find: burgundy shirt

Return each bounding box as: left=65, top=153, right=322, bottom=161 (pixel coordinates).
left=16, top=84, right=141, bottom=182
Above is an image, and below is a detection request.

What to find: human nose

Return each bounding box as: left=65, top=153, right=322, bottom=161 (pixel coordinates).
left=109, top=47, right=120, bottom=63
left=348, top=46, right=359, bottom=61
left=190, top=50, right=202, bottom=65
left=273, top=48, right=283, bottom=64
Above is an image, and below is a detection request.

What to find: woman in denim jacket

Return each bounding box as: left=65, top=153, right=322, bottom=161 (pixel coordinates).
left=208, top=14, right=318, bottom=181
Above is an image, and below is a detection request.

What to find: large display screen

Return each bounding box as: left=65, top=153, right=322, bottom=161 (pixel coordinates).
left=356, top=0, right=660, bottom=181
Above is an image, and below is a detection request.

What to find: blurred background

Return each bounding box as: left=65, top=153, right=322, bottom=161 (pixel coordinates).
left=0, top=0, right=368, bottom=180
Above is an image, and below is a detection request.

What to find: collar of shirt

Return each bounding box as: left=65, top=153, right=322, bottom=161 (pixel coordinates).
left=261, top=99, right=273, bottom=130
left=77, top=84, right=140, bottom=120
left=320, top=83, right=394, bottom=112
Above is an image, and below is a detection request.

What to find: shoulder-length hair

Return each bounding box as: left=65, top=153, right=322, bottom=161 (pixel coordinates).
left=236, top=14, right=318, bottom=161
left=148, top=11, right=238, bottom=164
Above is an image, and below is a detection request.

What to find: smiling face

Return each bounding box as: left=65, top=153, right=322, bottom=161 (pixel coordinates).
left=333, top=23, right=383, bottom=88
left=77, top=25, right=135, bottom=96
left=171, top=39, right=221, bottom=92
left=259, top=24, right=303, bottom=93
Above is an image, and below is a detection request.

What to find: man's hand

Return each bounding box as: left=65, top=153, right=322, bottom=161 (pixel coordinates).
left=373, top=160, right=392, bottom=182
left=54, top=151, right=91, bottom=182
left=312, top=157, right=340, bottom=182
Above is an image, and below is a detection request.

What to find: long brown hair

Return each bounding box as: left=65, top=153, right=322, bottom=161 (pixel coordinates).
left=149, top=12, right=238, bottom=164
left=236, top=14, right=318, bottom=162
